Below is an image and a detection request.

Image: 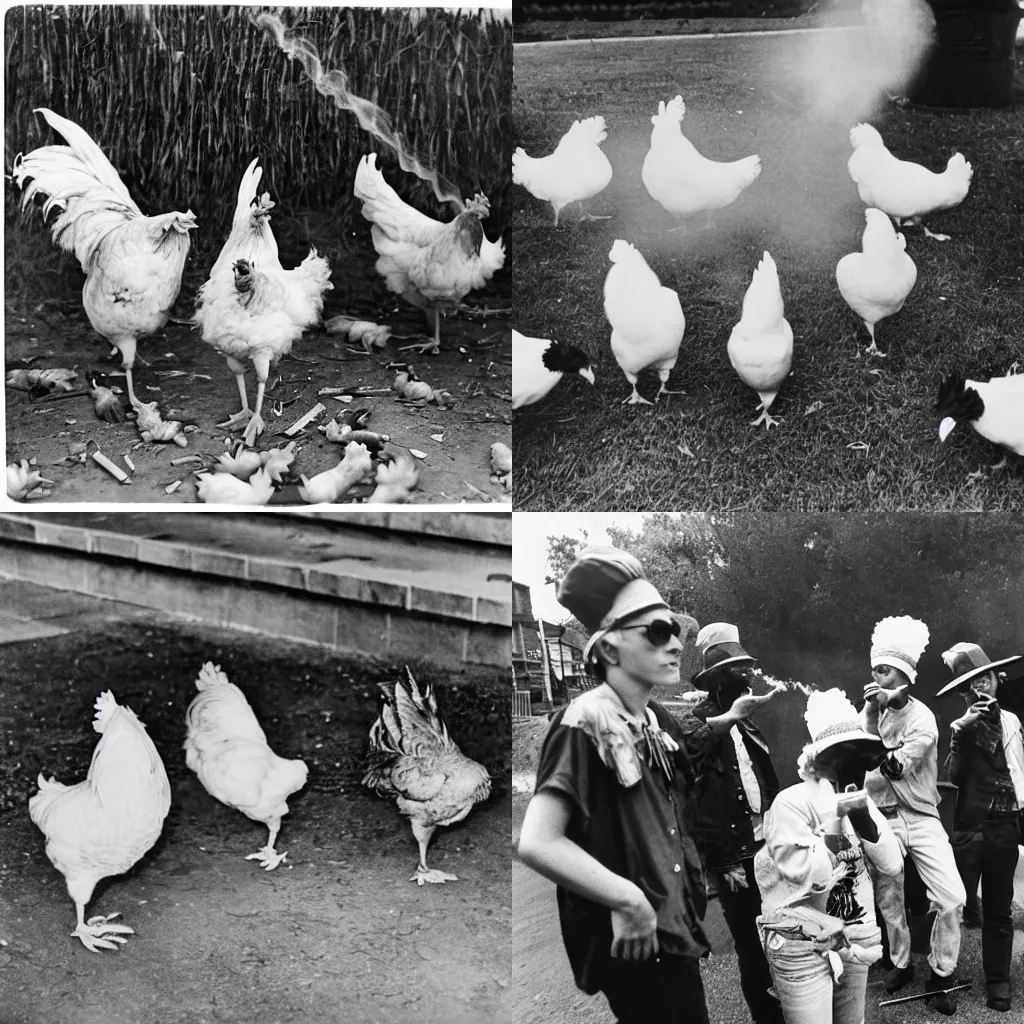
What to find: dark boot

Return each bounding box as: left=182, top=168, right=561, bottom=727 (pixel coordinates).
left=986, top=982, right=1011, bottom=1012
left=885, top=962, right=915, bottom=993
left=925, top=969, right=958, bottom=1016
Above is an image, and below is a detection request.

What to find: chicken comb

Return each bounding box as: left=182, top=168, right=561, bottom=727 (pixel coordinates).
left=464, top=193, right=491, bottom=217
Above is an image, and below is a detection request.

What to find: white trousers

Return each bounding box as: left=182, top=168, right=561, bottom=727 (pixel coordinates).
left=867, top=809, right=966, bottom=977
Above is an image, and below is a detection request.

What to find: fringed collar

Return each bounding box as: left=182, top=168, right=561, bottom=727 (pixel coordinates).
left=562, top=685, right=679, bottom=788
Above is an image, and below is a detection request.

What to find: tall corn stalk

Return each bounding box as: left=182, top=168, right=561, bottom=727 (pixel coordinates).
left=4, top=6, right=511, bottom=241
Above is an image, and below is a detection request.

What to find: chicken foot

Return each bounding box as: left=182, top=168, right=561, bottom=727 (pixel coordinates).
left=245, top=818, right=288, bottom=871
left=654, top=369, right=685, bottom=403
left=72, top=908, right=134, bottom=952
left=218, top=356, right=255, bottom=432
left=575, top=201, right=610, bottom=225
left=410, top=820, right=458, bottom=885
left=863, top=323, right=887, bottom=358
left=114, top=337, right=144, bottom=408
left=895, top=216, right=950, bottom=242
left=399, top=310, right=442, bottom=356
left=241, top=351, right=273, bottom=448
left=750, top=404, right=782, bottom=430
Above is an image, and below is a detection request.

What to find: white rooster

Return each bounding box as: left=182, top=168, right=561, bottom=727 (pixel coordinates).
left=847, top=123, right=972, bottom=240
left=642, top=96, right=761, bottom=227
left=12, top=108, right=197, bottom=408
left=512, top=116, right=614, bottom=226
left=512, top=329, right=595, bottom=409
left=193, top=159, right=333, bottom=447
left=184, top=662, right=308, bottom=871
left=836, top=207, right=917, bottom=357
left=603, top=240, right=686, bottom=405
left=936, top=373, right=1024, bottom=470
left=362, top=669, right=491, bottom=884
left=354, top=153, right=505, bottom=355
left=727, top=251, right=794, bottom=429
left=29, top=691, right=171, bottom=952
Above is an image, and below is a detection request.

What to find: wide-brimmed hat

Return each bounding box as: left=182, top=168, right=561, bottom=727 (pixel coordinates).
left=556, top=545, right=669, bottom=664
left=800, top=688, right=885, bottom=766
left=870, top=615, right=930, bottom=685
left=691, top=622, right=757, bottom=687
left=935, top=642, right=1024, bottom=697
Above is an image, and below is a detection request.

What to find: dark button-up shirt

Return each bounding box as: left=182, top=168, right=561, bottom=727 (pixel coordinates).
left=535, top=695, right=709, bottom=995
left=672, top=696, right=779, bottom=872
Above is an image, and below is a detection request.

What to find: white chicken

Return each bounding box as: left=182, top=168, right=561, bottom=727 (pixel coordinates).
left=12, top=108, right=197, bottom=407
left=727, top=251, right=794, bottom=429
left=836, top=207, right=917, bottom=357
left=195, top=465, right=275, bottom=505
left=297, top=440, right=374, bottom=504
left=603, top=240, right=686, bottom=405
left=936, top=372, right=1024, bottom=469
left=511, top=116, right=614, bottom=226
left=29, top=691, right=171, bottom=952
left=367, top=453, right=421, bottom=504
left=847, top=123, right=972, bottom=240
left=354, top=153, right=505, bottom=355
left=642, top=96, right=761, bottom=227
left=184, top=662, right=308, bottom=871
left=512, top=329, right=595, bottom=409
left=194, top=159, right=333, bottom=447
left=362, top=669, right=491, bottom=884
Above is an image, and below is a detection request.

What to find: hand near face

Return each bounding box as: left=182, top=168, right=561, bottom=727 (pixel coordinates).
left=730, top=683, right=783, bottom=719
left=720, top=864, right=749, bottom=891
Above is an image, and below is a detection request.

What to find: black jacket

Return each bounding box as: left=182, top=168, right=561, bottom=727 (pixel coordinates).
left=673, top=696, right=780, bottom=872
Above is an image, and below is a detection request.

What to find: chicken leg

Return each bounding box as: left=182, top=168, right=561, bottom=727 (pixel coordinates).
left=241, top=351, right=273, bottom=448
left=654, top=368, right=685, bottom=402
left=117, top=337, right=142, bottom=408
left=399, top=309, right=442, bottom=356
left=67, top=877, right=134, bottom=952
left=863, top=323, right=887, bottom=358
left=750, top=399, right=782, bottom=430
left=218, top=355, right=254, bottom=432
left=409, top=819, right=458, bottom=885
left=245, top=817, right=288, bottom=871
left=621, top=371, right=653, bottom=406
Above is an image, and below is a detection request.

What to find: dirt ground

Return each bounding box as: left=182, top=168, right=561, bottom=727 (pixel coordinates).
left=4, top=216, right=512, bottom=505
left=0, top=603, right=512, bottom=1024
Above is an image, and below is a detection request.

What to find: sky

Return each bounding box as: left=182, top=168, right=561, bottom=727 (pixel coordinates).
left=512, top=512, right=672, bottom=622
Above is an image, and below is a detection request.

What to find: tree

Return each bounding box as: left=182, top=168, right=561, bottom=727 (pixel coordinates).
left=605, top=513, right=727, bottom=614
left=545, top=532, right=585, bottom=586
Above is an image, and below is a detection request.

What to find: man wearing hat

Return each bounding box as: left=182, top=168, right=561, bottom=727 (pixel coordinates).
left=518, top=546, right=712, bottom=1024
left=938, top=642, right=1024, bottom=1013
left=755, top=688, right=902, bottom=1024
left=674, top=623, right=784, bottom=1024
left=861, top=615, right=966, bottom=1015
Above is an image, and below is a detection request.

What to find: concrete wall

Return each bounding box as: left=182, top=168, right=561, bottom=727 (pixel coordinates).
left=671, top=513, right=1024, bottom=785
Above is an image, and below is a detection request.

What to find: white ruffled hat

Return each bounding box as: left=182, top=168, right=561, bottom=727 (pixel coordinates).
left=798, top=688, right=884, bottom=775
left=870, top=615, right=930, bottom=684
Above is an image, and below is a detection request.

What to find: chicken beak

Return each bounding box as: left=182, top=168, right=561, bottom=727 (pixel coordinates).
left=580, top=367, right=596, bottom=386
left=938, top=416, right=957, bottom=443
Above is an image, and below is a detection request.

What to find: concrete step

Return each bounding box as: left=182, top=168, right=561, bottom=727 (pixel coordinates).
left=0, top=512, right=511, bottom=670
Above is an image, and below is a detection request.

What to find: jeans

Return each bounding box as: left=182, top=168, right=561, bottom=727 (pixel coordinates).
left=762, top=934, right=869, bottom=1024
left=601, top=953, right=709, bottom=1024
left=868, top=809, right=965, bottom=977
left=952, top=816, right=1021, bottom=1001
left=716, top=859, right=785, bottom=1024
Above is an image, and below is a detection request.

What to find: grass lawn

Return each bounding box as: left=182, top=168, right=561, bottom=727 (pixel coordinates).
left=511, top=30, right=1024, bottom=511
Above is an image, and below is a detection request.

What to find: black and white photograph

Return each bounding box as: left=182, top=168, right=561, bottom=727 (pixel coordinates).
left=0, top=508, right=512, bottom=1023
left=510, top=0, right=1024, bottom=511
left=513, top=511, right=1024, bottom=1023
left=4, top=4, right=512, bottom=506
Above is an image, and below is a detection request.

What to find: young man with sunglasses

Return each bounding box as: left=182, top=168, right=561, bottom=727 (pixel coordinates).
left=518, top=546, right=711, bottom=1024
left=673, top=623, right=785, bottom=1024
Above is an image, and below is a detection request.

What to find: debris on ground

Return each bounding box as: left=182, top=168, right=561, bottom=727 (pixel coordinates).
left=196, top=465, right=275, bottom=504
left=134, top=400, right=189, bottom=447
left=6, top=367, right=78, bottom=394
left=489, top=442, right=511, bottom=490
left=6, top=458, right=54, bottom=500
left=90, top=379, right=127, bottom=422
